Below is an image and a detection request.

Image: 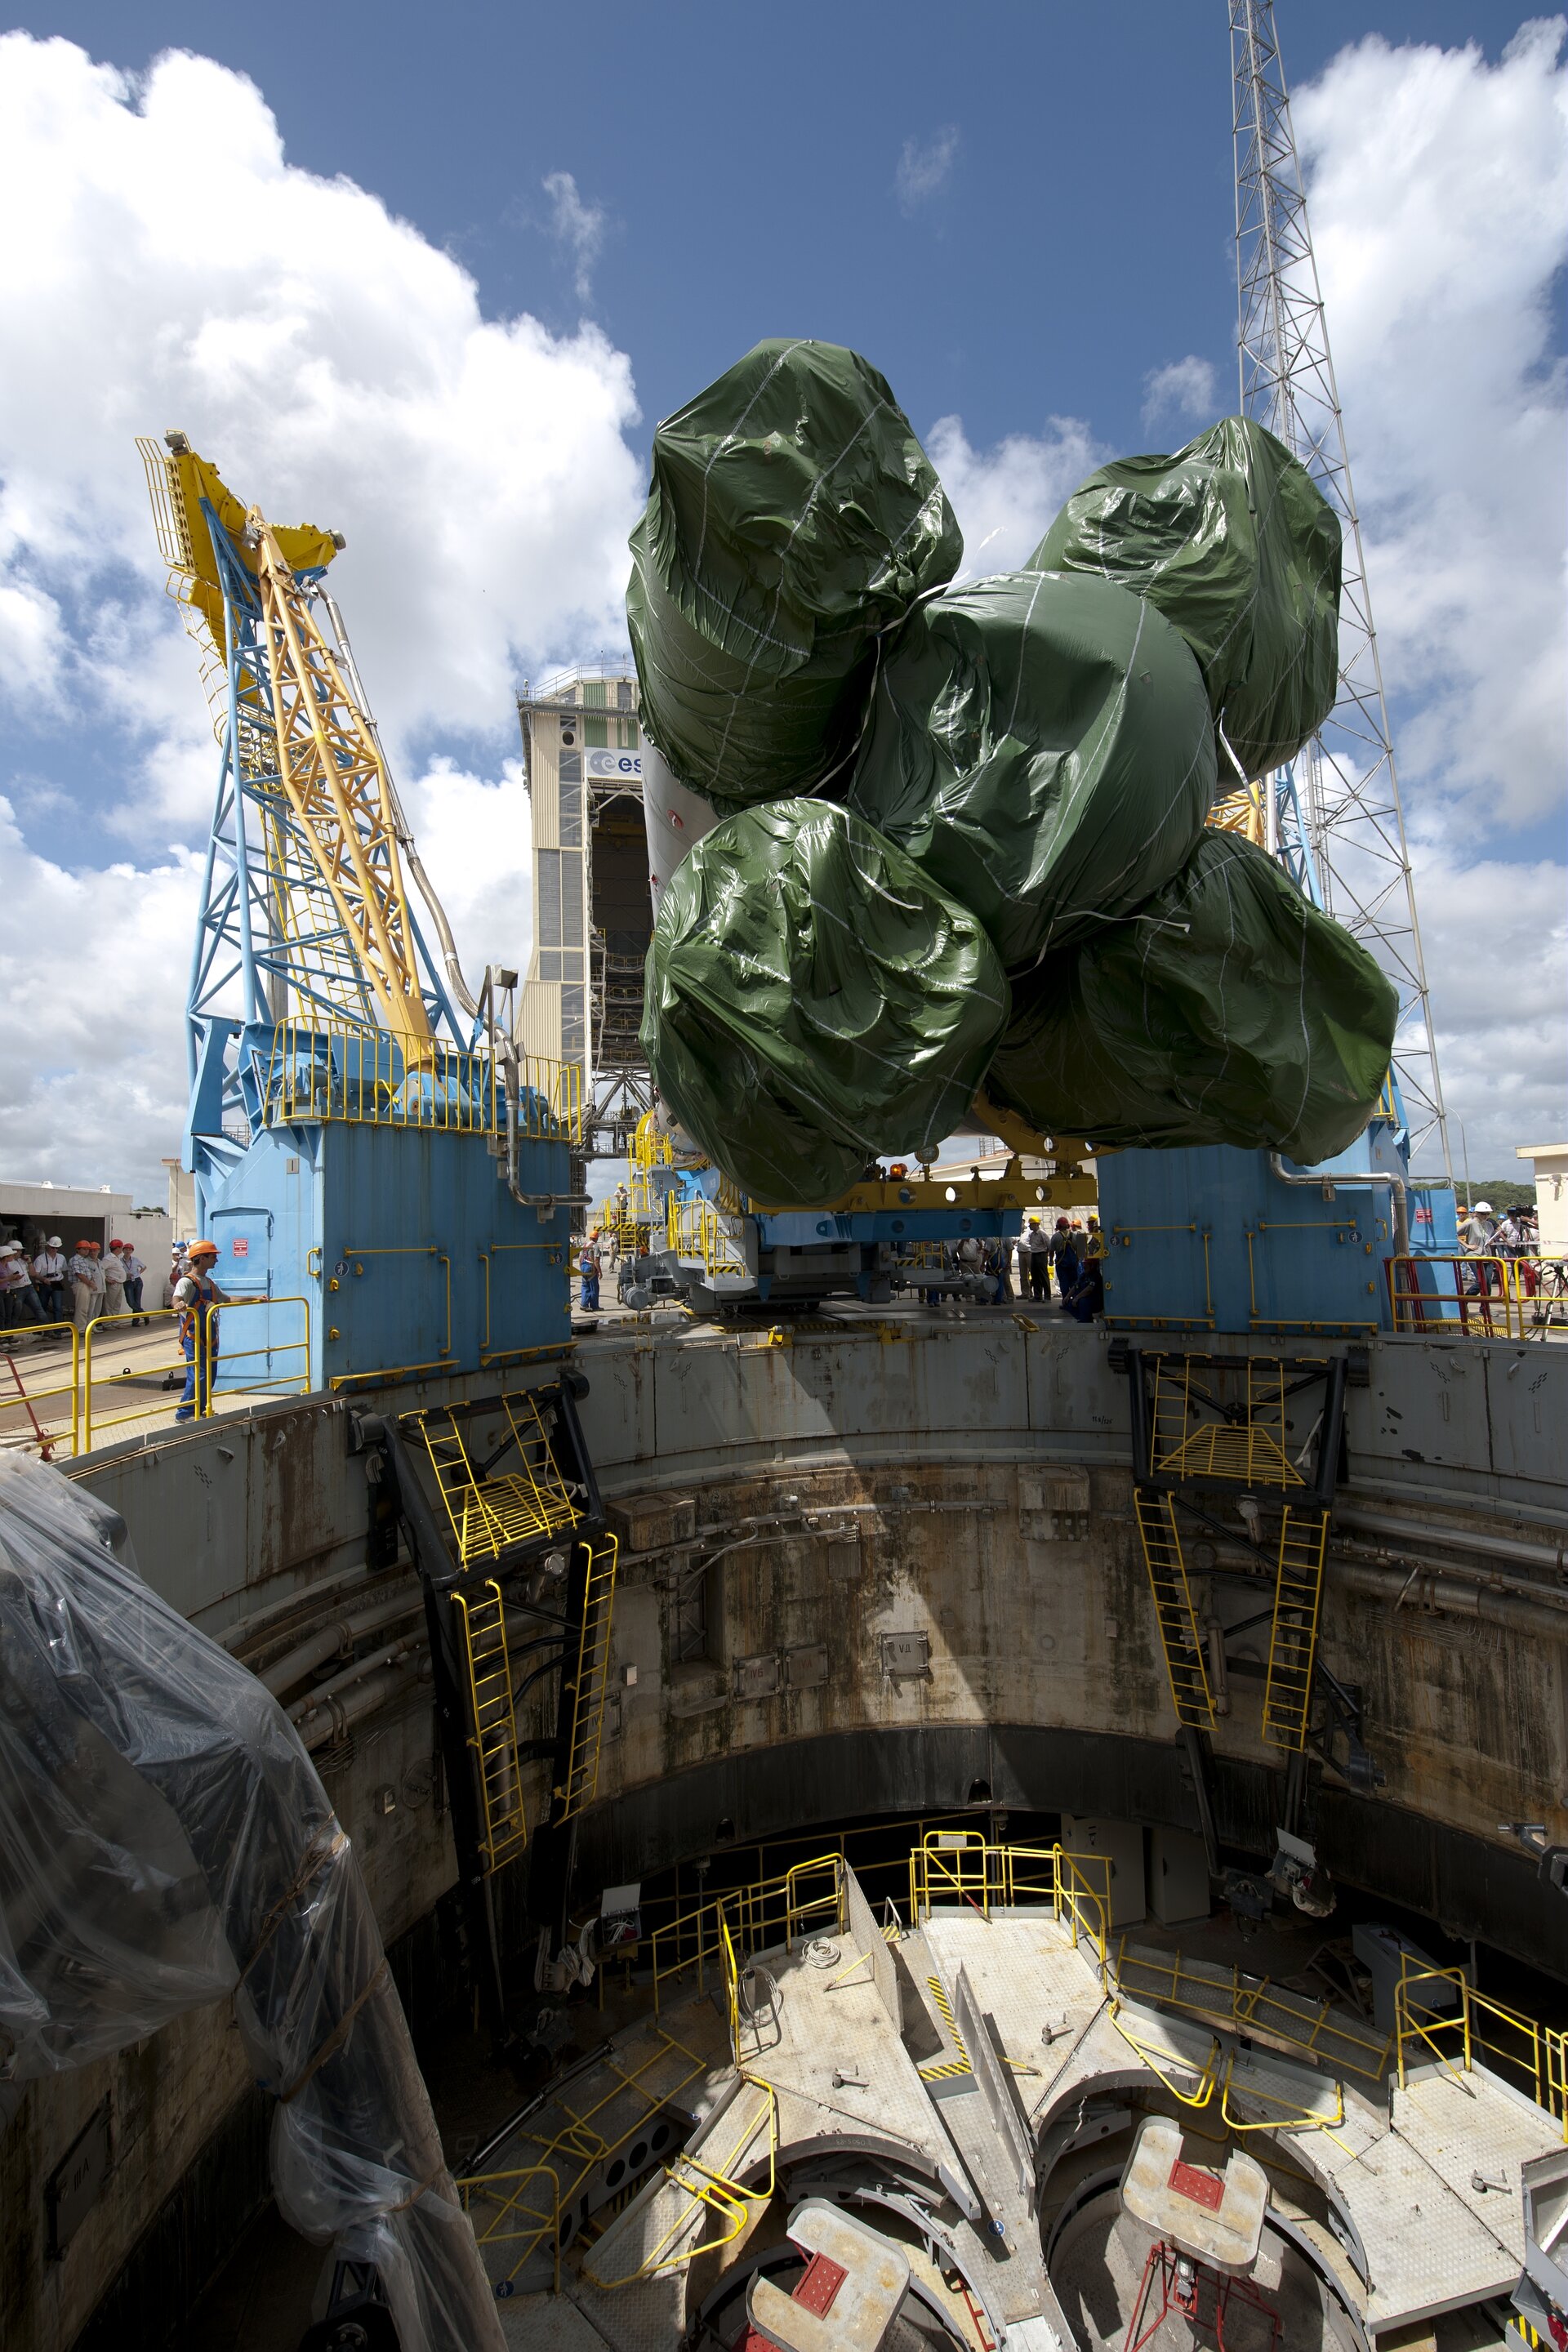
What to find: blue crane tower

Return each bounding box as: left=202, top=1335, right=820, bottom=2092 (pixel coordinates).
left=140, top=434, right=580, bottom=1396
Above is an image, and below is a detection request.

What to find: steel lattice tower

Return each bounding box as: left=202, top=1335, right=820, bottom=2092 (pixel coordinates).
left=1231, top=1, right=1452, bottom=1174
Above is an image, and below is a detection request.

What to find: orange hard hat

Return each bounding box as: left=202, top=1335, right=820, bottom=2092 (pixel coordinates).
left=189, top=1239, right=219, bottom=1261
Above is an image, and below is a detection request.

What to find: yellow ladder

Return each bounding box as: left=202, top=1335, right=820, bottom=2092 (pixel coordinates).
left=1262, top=1505, right=1329, bottom=1750
left=555, top=1535, right=619, bottom=1820
left=1134, top=1490, right=1214, bottom=1729
left=1149, top=1357, right=1192, bottom=1475
left=451, top=1577, right=528, bottom=1869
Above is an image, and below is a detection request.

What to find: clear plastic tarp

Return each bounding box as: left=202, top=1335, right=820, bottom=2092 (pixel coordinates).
left=0, top=1450, right=502, bottom=2352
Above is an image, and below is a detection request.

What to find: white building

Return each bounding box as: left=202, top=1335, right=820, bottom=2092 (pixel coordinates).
left=515, top=667, right=653, bottom=1157
left=1516, top=1141, right=1565, bottom=1256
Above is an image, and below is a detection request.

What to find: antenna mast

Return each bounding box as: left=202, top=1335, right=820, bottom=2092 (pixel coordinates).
left=1231, top=0, right=1451, bottom=1174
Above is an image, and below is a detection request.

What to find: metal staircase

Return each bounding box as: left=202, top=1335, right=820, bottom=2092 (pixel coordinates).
left=1134, top=1490, right=1216, bottom=1730
left=555, top=1533, right=619, bottom=1821
left=451, top=1576, right=528, bottom=1871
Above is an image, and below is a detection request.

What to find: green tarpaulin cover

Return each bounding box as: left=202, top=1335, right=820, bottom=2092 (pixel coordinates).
left=846, top=571, right=1217, bottom=971
left=985, top=828, right=1396, bottom=1161
left=627, top=339, right=961, bottom=808
left=1030, top=416, right=1341, bottom=778
left=642, top=800, right=1009, bottom=1205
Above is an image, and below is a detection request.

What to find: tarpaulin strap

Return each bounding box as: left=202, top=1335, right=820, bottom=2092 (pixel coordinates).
left=388, top=2160, right=449, bottom=2214
left=238, top=1824, right=350, bottom=1988
left=277, top=1959, right=390, bottom=2105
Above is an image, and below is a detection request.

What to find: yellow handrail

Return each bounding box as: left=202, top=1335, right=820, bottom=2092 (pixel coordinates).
left=82, top=1296, right=312, bottom=1450
left=461, top=2162, right=563, bottom=2294
left=1395, top=1958, right=1568, bottom=2140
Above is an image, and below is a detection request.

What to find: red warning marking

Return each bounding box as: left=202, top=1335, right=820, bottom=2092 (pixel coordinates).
left=794, top=2252, right=848, bottom=2316
left=1168, top=2158, right=1225, bottom=2210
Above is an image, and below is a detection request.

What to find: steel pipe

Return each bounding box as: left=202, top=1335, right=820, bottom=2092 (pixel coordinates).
left=1267, top=1152, right=1410, bottom=1258
left=1332, top=1553, right=1568, bottom=1644
left=261, top=1588, right=425, bottom=1698
left=1335, top=1503, right=1567, bottom=1582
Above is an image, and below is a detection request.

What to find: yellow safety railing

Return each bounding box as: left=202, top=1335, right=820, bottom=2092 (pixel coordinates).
left=1112, top=1943, right=1392, bottom=2088
left=82, top=1297, right=312, bottom=1450
left=641, top=1855, right=848, bottom=2034
left=0, top=1321, right=80, bottom=1459
left=461, top=2028, right=710, bottom=2286
left=581, top=2078, right=778, bottom=2290
left=1387, top=1254, right=1565, bottom=1341
left=905, top=1837, right=1111, bottom=1972
left=1396, top=1960, right=1568, bottom=2140
left=260, top=1019, right=582, bottom=1145
left=263, top=1018, right=497, bottom=1132
left=666, top=1195, right=749, bottom=1281
left=461, top=2163, right=563, bottom=2294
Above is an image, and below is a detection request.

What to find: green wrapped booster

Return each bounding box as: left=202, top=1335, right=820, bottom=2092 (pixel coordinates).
left=1031, top=416, right=1340, bottom=777
left=627, top=339, right=961, bottom=807
left=643, top=800, right=1009, bottom=1205
left=847, top=570, right=1217, bottom=970
left=986, top=828, right=1396, bottom=1161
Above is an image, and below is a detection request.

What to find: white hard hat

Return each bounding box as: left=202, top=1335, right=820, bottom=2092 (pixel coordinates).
left=1474, top=1200, right=1494, bottom=1214
left=47, top=1235, right=61, bottom=1246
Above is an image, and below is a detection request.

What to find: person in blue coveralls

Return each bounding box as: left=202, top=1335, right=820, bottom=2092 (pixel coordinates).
left=172, top=1240, right=226, bottom=1421
left=578, top=1232, right=602, bottom=1313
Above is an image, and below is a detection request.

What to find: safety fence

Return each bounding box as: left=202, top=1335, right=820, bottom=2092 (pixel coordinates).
left=666, top=1196, right=749, bottom=1283
left=1, top=1298, right=312, bottom=1459
left=1396, top=1961, right=1568, bottom=2139
left=258, top=1019, right=582, bottom=1145
left=906, top=1831, right=1112, bottom=1970
left=1388, top=1254, right=1567, bottom=1341
left=640, top=1852, right=848, bottom=2063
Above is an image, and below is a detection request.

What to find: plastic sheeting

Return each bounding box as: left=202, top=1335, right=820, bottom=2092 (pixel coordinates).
left=1030, top=416, right=1341, bottom=778
left=0, top=1452, right=503, bottom=2352
left=642, top=799, right=1009, bottom=1205
left=627, top=338, right=961, bottom=808
left=845, top=570, right=1217, bottom=970
left=985, top=829, right=1396, bottom=1162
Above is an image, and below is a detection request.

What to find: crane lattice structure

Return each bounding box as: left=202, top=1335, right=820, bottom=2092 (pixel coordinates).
left=140, top=434, right=472, bottom=1205
left=1230, top=1, right=1451, bottom=1175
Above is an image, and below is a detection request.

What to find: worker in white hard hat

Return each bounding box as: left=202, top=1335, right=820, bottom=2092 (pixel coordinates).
left=1022, top=1212, right=1051, bottom=1303
left=0, top=1241, right=46, bottom=1334
left=31, top=1236, right=67, bottom=1322
left=1455, top=1199, right=1502, bottom=1306
left=172, top=1241, right=226, bottom=1421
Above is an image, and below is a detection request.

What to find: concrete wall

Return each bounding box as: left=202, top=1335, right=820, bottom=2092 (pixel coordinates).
left=6, top=1319, right=1563, bottom=2352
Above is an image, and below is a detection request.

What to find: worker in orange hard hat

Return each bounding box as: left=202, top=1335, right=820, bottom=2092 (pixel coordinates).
left=172, top=1241, right=225, bottom=1421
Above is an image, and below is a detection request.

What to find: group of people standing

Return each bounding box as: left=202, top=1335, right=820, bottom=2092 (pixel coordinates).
left=0, top=1236, right=150, bottom=1334
left=951, top=1213, right=1106, bottom=1321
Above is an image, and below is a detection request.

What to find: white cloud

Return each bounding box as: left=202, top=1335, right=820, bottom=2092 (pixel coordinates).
left=923, top=413, right=1100, bottom=577
left=0, top=33, right=643, bottom=1196
left=1141, top=355, right=1218, bottom=432
left=542, top=169, right=608, bottom=305
left=895, top=126, right=959, bottom=214
left=0, top=796, right=194, bottom=1195
left=1409, top=837, right=1567, bottom=1176
left=0, top=36, right=642, bottom=810
left=1294, top=18, right=1568, bottom=827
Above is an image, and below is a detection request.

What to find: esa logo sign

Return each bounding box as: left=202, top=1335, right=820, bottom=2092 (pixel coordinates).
left=586, top=749, right=643, bottom=781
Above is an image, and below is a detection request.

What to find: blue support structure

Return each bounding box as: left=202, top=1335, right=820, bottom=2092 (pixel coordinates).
left=147, top=443, right=575, bottom=1388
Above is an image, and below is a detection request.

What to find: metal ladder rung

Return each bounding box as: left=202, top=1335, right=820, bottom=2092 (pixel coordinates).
left=1135, top=1490, right=1214, bottom=1730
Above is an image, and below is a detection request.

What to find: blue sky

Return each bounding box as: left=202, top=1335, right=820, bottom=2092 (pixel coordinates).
left=0, top=3, right=1563, bottom=1195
